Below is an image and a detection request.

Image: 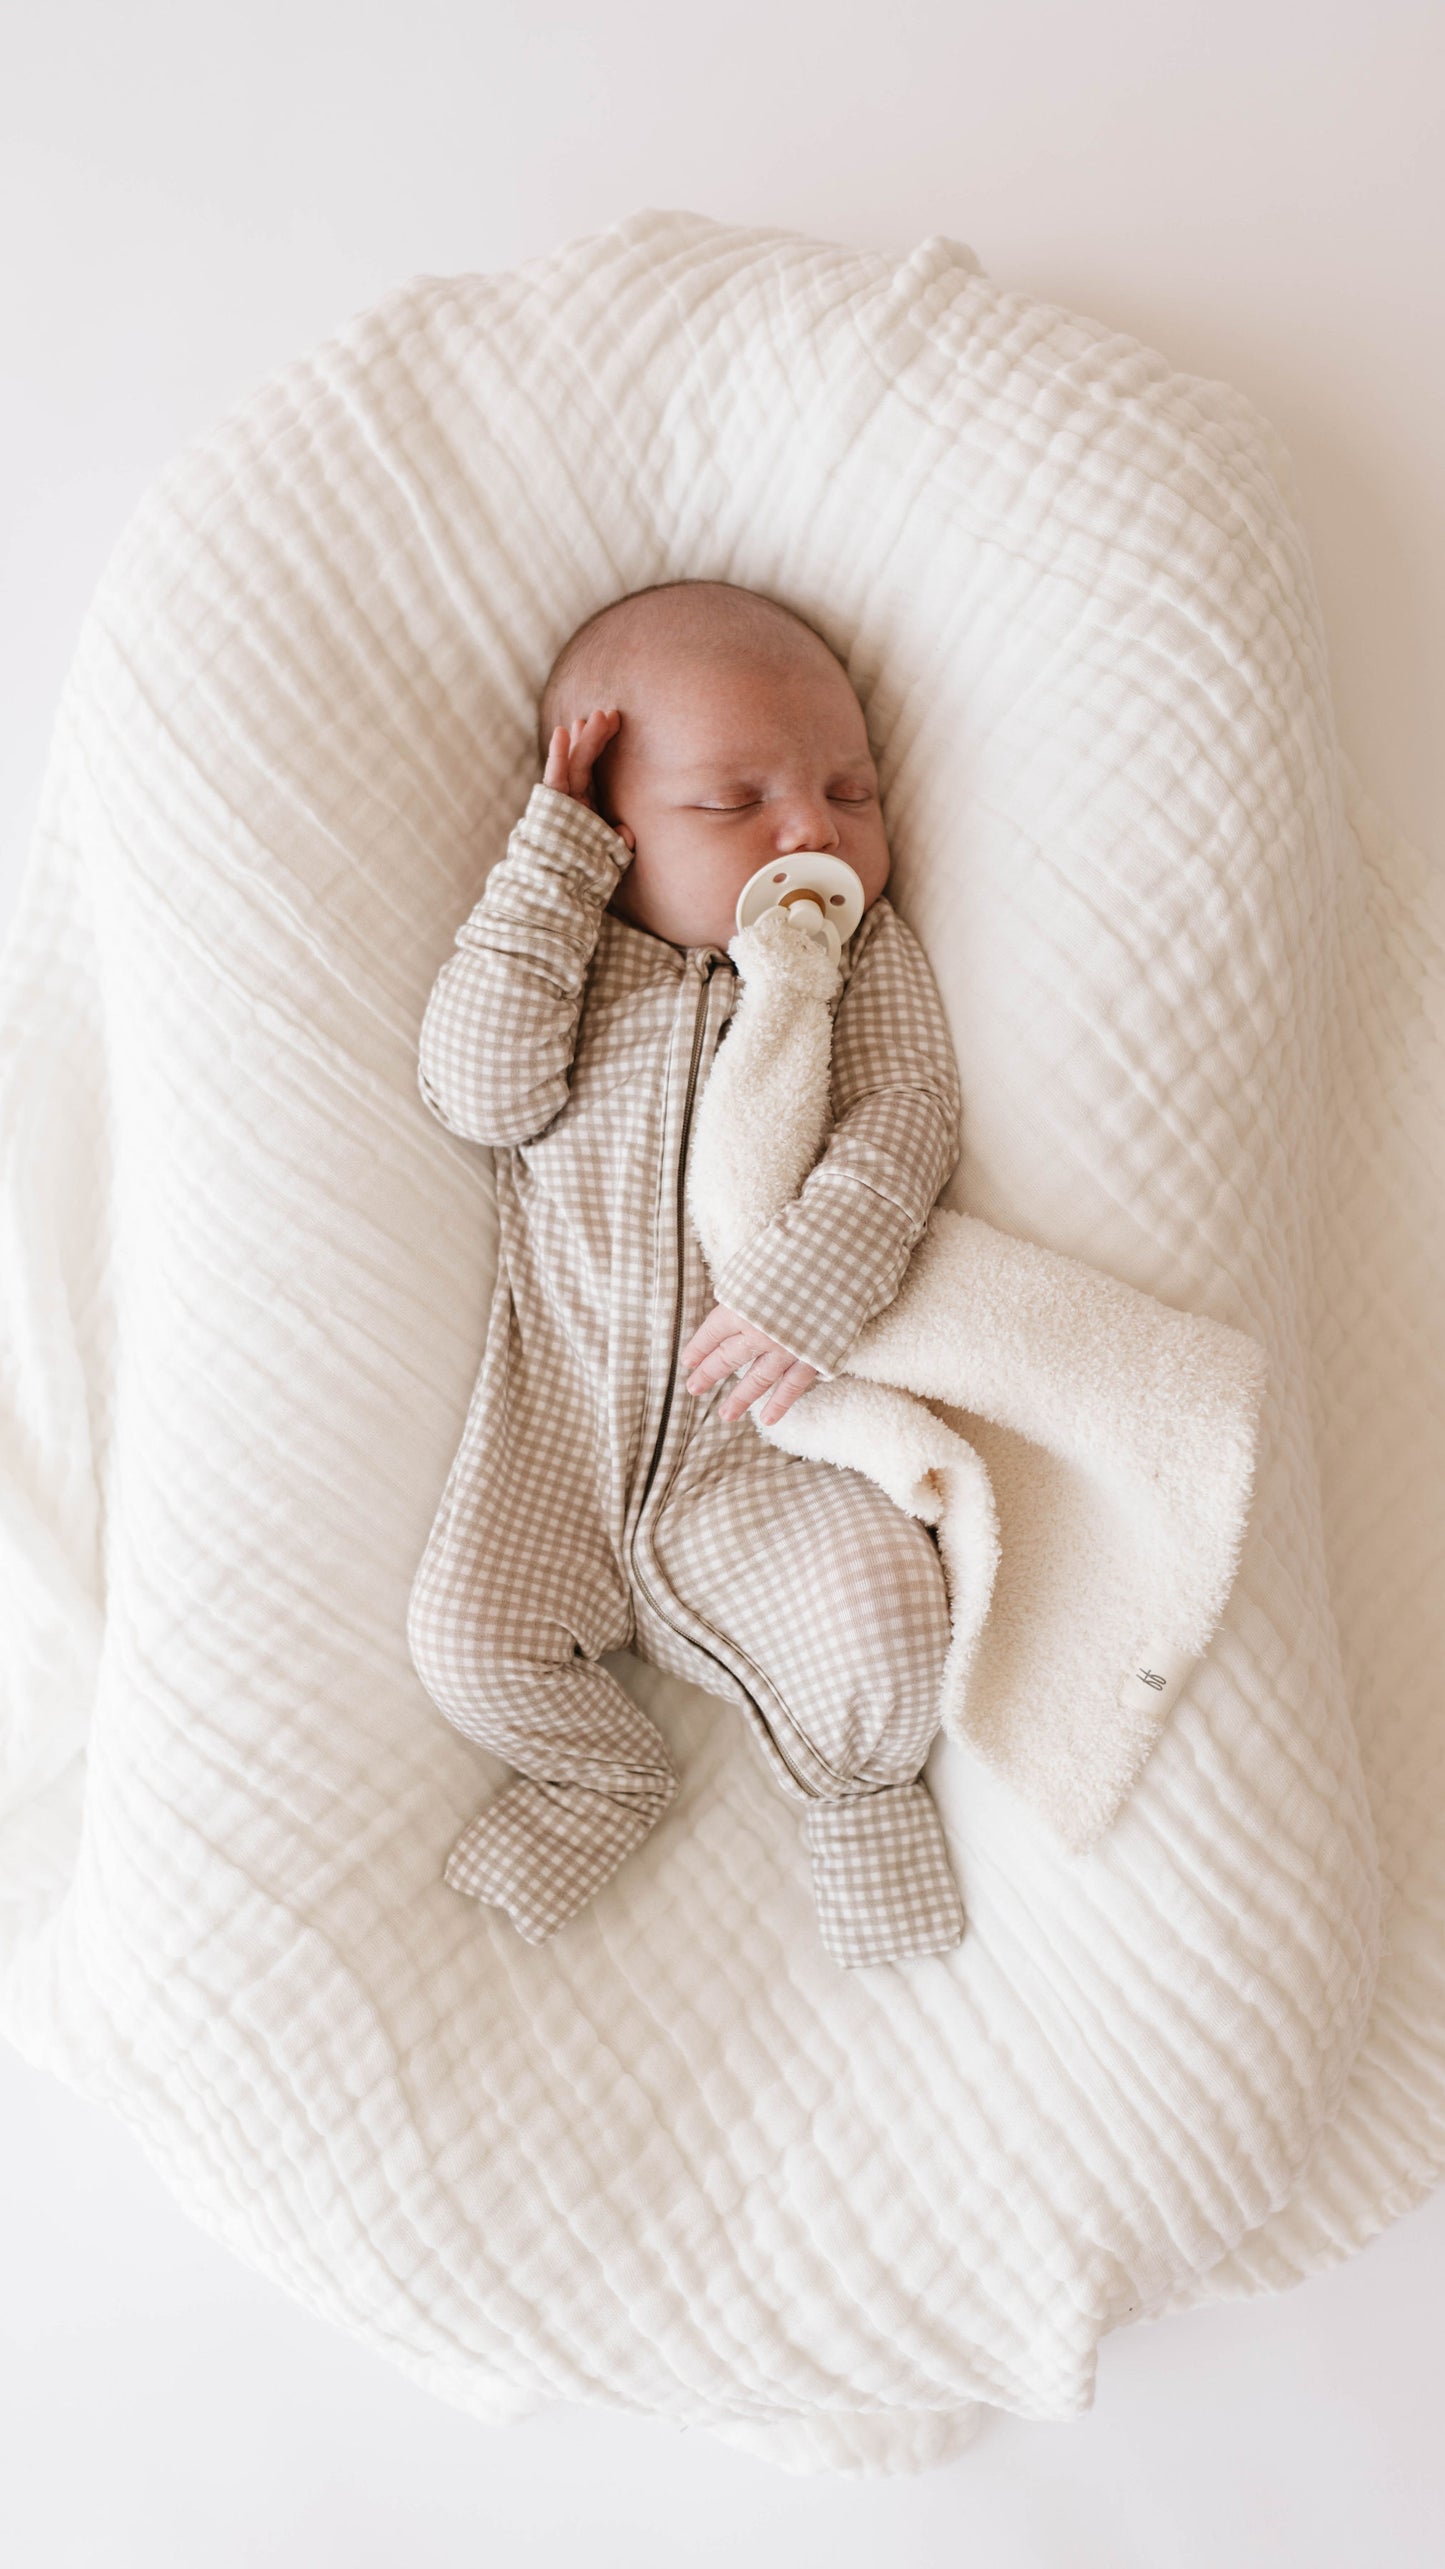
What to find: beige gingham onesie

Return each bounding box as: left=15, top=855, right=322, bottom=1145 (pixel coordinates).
left=407, top=784, right=966, bottom=1966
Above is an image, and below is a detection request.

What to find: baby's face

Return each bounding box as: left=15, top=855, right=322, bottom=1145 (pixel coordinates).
left=596, top=645, right=891, bottom=954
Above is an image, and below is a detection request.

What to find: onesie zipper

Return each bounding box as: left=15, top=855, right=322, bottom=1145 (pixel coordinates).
left=630, top=949, right=718, bottom=1531
left=628, top=949, right=838, bottom=1799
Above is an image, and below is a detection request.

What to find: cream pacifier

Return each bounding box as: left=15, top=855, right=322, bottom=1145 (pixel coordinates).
left=734, top=852, right=866, bottom=967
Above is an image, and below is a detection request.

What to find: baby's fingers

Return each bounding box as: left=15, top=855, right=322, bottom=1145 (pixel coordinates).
left=543, top=711, right=621, bottom=804
left=566, top=709, right=620, bottom=800
left=685, top=1329, right=757, bottom=1393
left=718, top=1344, right=796, bottom=1422
left=757, top=1361, right=819, bottom=1425
left=543, top=724, right=573, bottom=791
left=681, top=1302, right=745, bottom=1373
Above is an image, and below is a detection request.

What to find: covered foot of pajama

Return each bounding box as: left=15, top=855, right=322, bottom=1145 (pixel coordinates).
left=800, top=1782, right=965, bottom=1968
left=443, top=1772, right=677, bottom=1943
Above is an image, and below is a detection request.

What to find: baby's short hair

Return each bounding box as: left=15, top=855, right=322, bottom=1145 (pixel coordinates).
left=537, top=579, right=843, bottom=760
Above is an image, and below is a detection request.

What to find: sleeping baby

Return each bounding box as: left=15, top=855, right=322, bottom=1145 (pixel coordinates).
left=407, top=579, right=966, bottom=1967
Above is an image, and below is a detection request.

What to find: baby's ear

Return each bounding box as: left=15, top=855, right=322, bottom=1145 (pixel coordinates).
left=615, top=822, right=636, bottom=853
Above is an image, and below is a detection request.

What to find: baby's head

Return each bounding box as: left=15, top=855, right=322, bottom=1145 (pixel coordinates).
left=538, top=580, right=890, bottom=953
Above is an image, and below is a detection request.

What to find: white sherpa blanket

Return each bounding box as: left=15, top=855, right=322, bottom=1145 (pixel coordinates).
left=1, top=210, right=1442, bottom=2479
left=686, top=904, right=1268, bottom=1851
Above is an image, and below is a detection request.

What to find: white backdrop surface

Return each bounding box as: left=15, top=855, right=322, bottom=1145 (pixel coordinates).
left=2, top=2, right=1442, bottom=2561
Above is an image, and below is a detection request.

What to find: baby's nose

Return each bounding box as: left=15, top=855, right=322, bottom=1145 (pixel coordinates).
left=775, top=803, right=840, bottom=853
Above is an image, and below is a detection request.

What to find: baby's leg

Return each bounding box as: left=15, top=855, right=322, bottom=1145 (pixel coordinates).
left=407, top=1415, right=675, bottom=1946
left=650, top=1421, right=963, bottom=1968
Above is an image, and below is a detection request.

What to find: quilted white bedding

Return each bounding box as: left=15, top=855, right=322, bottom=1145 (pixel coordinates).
left=1, top=208, right=1441, bottom=2479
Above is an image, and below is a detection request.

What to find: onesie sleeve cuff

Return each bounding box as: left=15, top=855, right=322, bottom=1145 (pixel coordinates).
left=510, top=782, right=632, bottom=906
left=712, top=1179, right=924, bottom=1381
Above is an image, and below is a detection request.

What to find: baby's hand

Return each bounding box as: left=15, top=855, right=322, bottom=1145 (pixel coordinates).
left=681, top=1304, right=819, bottom=1426
left=543, top=711, right=636, bottom=851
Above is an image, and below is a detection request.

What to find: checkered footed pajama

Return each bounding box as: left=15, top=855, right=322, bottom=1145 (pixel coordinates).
left=412, top=1382, right=964, bottom=1967
left=408, top=783, right=967, bottom=1967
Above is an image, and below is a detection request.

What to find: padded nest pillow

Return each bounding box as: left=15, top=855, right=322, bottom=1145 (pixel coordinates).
left=2, top=209, right=1443, bottom=2479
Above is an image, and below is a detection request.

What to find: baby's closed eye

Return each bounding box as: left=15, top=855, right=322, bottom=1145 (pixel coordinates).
left=693, top=788, right=874, bottom=813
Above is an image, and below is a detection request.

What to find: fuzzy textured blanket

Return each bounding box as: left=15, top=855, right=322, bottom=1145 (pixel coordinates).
left=686, top=902, right=1269, bottom=1851
left=0, top=208, right=1441, bottom=2477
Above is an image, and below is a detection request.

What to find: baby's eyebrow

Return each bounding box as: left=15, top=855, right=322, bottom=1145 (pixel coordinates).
left=670, top=757, right=875, bottom=785
left=668, top=775, right=767, bottom=800
left=668, top=762, right=764, bottom=782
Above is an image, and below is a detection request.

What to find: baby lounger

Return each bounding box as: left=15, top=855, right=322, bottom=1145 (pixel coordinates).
left=2, top=209, right=1443, bottom=2478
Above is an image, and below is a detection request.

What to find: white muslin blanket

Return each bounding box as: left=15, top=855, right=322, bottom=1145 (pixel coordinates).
left=686, top=903, right=1269, bottom=1852
left=0, top=209, right=1441, bottom=2478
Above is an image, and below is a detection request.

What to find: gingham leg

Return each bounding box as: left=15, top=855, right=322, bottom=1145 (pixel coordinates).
left=649, top=1409, right=965, bottom=1967
left=407, top=1335, right=675, bottom=1944
left=437, top=1705, right=678, bottom=1942
left=801, top=1788, right=964, bottom=1967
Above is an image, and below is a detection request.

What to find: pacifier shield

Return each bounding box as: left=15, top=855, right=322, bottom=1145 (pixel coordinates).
left=734, top=853, right=866, bottom=965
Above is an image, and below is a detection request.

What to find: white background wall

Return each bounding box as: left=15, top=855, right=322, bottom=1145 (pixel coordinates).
left=3, top=4, right=1442, bottom=2560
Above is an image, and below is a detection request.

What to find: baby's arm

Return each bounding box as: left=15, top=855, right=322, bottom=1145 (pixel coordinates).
left=684, top=902, right=960, bottom=1406
left=417, top=715, right=631, bottom=1146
